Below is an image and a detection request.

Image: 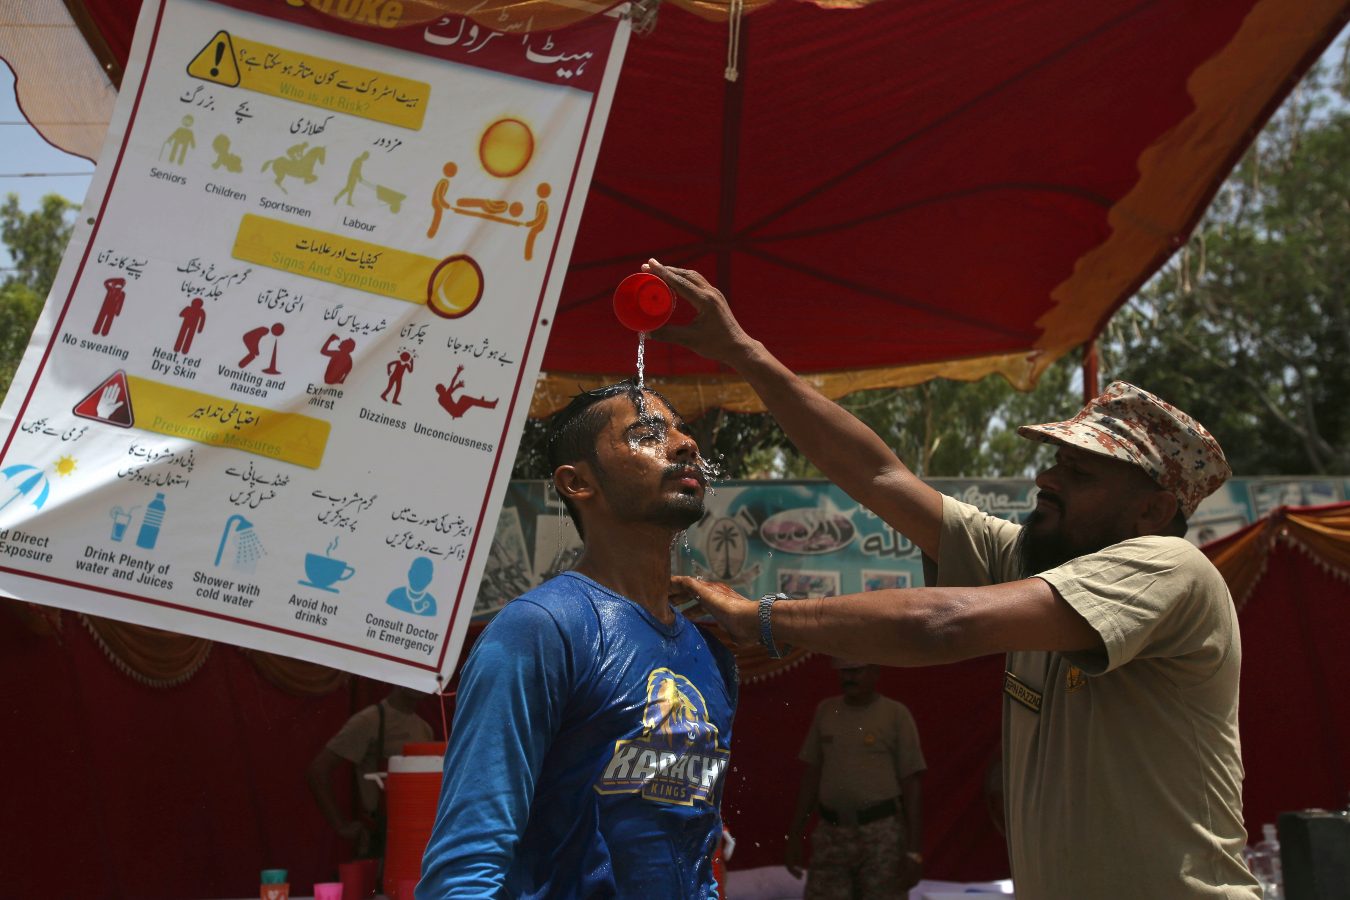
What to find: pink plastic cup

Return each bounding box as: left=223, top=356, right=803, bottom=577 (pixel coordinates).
left=613, top=273, right=674, bottom=332
left=314, top=882, right=343, bottom=900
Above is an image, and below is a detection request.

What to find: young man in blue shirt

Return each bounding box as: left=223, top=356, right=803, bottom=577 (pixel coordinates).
left=418, top=382, right=738, bottom=899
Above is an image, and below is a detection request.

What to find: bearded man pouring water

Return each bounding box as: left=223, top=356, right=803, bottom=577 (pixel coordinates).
left=652, top=261, right=1260, bottom=900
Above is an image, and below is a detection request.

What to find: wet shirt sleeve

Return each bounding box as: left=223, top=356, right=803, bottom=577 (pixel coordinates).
left=417, top=600, right=570, bottom=899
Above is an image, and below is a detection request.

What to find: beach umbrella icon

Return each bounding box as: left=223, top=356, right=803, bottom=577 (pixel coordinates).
left=0, top=464, right=51, bottom=514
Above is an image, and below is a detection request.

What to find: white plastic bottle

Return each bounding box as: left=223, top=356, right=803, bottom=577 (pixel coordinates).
left=1248, top=823, right=1283, bottom=899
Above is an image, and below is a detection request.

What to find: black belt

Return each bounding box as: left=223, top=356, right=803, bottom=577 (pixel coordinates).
left=818, top=797, right=900, bottom=827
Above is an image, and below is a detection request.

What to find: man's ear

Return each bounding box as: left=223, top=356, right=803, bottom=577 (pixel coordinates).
left=553, top=463, right=596, bottom=504
left=1135, top=489, right=1179, bottom=537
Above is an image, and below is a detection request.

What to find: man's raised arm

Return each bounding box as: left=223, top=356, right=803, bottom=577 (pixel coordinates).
left=646, top=260, right=943, bottom=558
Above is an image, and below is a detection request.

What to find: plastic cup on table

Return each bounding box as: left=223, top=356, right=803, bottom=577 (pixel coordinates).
left=260, top=869, right=288, bottom=885
left=612, top=273, right=674, bottom=332
left=259, top=883, right=289, bottom=900
left=313, top=882, right=344, bottom=900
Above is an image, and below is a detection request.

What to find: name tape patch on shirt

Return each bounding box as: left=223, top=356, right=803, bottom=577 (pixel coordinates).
left=1003, top=671, right=1042, bottom=713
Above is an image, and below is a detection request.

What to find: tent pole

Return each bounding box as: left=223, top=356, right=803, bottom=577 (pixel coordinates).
left=1082, top=339, right=1099, bottom=402
left=62, top=0, right=123, bottom=88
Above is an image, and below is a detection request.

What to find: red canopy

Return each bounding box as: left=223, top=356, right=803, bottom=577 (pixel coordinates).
left=11, top=0, right=1349, bottom=414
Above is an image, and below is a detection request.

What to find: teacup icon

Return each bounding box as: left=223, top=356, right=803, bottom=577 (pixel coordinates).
left=299, top=552, right=355, bottom=593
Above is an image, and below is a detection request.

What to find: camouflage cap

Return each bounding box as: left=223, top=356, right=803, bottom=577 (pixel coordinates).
left=1016, top=381, right=1231, bottom=518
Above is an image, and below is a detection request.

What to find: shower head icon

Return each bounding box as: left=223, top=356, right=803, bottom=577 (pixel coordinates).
left=216, top=514, right=265, bottom=572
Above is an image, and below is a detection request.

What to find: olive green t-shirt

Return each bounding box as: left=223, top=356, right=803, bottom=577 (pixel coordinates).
left=799, top=694, right=926, bottom=816
left=932, top=496, right=1259, bottom=900
left=327, top=701, right=434, bottom=814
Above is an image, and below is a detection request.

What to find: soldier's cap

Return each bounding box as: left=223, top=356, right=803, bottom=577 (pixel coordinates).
left=1017, top=381, right=1231, bottom=519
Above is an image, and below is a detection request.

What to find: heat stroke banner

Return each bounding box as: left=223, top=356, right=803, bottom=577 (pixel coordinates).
left=0, top=0, right=630, bottom=689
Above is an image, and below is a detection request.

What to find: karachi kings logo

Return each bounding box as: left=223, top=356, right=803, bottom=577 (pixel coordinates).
left=595, top=667, right=730, bottom=806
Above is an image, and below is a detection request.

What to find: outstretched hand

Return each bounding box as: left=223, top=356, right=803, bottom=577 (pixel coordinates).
left=643, top=259, right=752, bottom=365
left=669, top=575, right=759, bottom=646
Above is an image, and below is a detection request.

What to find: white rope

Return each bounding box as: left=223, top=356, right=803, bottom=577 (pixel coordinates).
left=724, top=0, right=745, bottom=82
left=628, top=0, right=662, bottom=36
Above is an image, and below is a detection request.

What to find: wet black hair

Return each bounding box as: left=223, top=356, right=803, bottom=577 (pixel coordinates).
left=544, top=379, right=681, bottom=538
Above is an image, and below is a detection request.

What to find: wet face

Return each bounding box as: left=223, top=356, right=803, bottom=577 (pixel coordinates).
left=1019, top=444, right=1160, bottom=576
left=838, top=665, right=879, bottom=701
left=588, top=392, right=706, bottom=531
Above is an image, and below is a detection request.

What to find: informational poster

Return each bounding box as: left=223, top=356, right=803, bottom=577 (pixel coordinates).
left=0, top=0, right=630, bottom=689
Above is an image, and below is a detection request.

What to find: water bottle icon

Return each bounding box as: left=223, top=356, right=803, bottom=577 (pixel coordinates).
left=136, top=492, right=167, bottom=550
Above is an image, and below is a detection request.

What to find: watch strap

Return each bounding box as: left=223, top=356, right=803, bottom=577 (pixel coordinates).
left=758, top=592, right=789, bottom=658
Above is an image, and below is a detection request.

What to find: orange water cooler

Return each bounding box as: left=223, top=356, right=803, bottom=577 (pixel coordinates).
left=382, top=743, right=445, bottom=898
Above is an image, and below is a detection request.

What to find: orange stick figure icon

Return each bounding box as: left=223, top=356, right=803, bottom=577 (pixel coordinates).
left=427, top=162, right=456, bottom=239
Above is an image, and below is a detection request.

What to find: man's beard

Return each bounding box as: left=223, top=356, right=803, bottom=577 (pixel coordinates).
left=654, top=492, right=705, bottom=530
left=1017, top=504, right=1122, bottom=578
left=596, top=462, right=705, bottom=531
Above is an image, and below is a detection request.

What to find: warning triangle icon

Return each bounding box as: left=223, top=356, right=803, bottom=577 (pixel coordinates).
left=73, top=371, right=135, bottom=428
left=187, top=31, right=241, bottom=87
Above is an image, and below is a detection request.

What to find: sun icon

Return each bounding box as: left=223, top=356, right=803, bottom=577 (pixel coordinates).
left=479, top=118, right=534, bottom=178
left=54, top=456, right=77, bottom=477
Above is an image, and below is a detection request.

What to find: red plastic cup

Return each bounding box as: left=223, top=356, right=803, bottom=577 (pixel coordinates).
left=613, top=273, right=674, bottom=332
left=339, top=859, right=378, bottom=900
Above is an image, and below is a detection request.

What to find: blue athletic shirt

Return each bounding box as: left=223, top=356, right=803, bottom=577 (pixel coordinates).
left=418, top=571, right=738, bottom=899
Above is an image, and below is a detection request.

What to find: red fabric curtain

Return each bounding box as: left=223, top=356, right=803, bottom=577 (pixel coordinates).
left=1, top=616, right=454, bottom=898
left=1234, top=547, right=1350, bottom=828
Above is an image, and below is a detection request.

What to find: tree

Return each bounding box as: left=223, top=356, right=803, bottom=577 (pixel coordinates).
left=1101, top=58, right=1350, bottom=475
left=0, top=193, right=77, bottom=398
left=1, top=193, right=75, bottom=297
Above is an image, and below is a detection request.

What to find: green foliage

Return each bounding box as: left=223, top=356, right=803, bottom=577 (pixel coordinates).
left=2, top=193, right=75, bottom=297
left=767, top=365, right=1078, bottom=480
left=0, top=281, right=43, bottom=398
left=1102, top=59, right=1350, bottom=475
left=0, top=193, right=77, bottom=401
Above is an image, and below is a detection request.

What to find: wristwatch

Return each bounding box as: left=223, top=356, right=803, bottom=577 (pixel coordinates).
left=758, top=592, right=789, bottom=658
